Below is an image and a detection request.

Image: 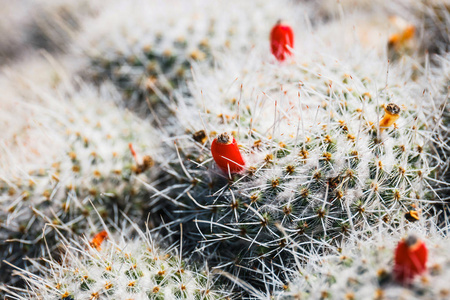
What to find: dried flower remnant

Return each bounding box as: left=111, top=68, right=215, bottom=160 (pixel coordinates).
left=211, top=132, right=245, bottom=174
left=394, top=235, right=428, bottom=283
left=387, top=17, right=416, bottom=61
left=388, top=25, right=415, bottom=52
left=129, top=143, right=154, bottom=174
left=90, top=230, right=108, bottom=250
left=193, top=130, right=208, bottom=144
left=379, top=103, right=400, bottom=133
left=270, top=20, right=294, bottom=61
left=404, top=210, right=420, bottom=222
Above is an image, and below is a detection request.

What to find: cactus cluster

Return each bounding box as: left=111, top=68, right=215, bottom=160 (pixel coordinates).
left=1, top=0, right=449, bottom=299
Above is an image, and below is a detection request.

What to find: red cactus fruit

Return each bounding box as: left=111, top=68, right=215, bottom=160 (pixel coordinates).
left=394, top=235, right=428, bottom=283
left=211, top=132, right=245, bottom=174
left=270, top=20, right=294, bottom=61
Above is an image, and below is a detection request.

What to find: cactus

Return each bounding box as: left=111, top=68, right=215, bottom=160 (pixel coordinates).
left=271, top=221, right=450, bottom=299
left=156, top=41, right=444, bottom=287
left=0, top=67, right=160, bottom=286
left=3, top=221, right=226, bottom=299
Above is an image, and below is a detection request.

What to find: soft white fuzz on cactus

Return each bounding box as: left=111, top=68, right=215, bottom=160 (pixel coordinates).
left=3, top=221, right=226, bottom=299
left=0, top=61, right=161, bottom=285
left=156, top=34, right=444, bottom=283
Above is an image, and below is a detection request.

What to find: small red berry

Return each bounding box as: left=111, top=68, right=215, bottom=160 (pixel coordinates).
left=211, top=132, right=245, bottom=174
left=394, top=235, right=428, bottom=283
left=270, top=20, right=294, bottom=61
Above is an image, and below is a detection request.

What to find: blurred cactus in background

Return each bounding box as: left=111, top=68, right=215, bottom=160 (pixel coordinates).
left=70, top=0, right=304, bottom=118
